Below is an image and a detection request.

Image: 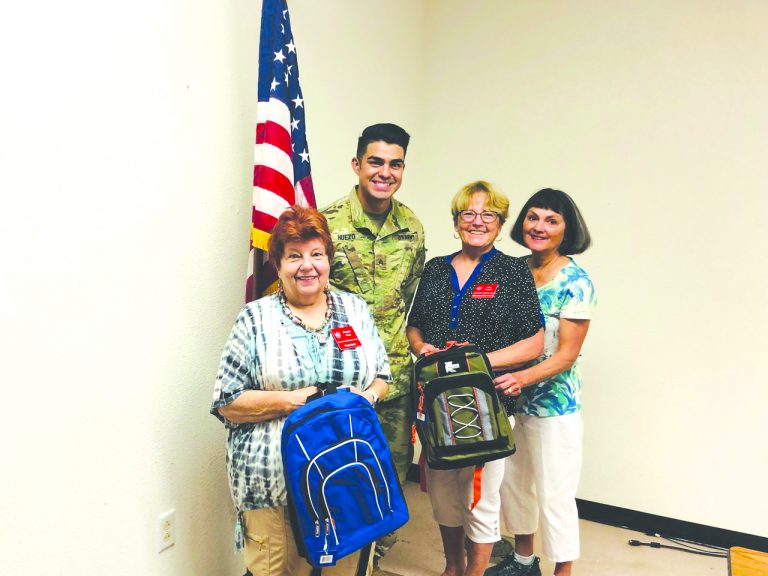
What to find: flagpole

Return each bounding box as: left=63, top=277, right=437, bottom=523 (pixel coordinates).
left=252, top=248, right=263, bottom=301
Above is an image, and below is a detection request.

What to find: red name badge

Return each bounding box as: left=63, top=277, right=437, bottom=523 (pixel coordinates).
left=472, top=283, right=499, bottom=299
left=331, top=325, right=362, bottom=349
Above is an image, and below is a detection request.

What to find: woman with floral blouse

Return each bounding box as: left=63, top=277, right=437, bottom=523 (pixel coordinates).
left=489, top=189, right=596, bottom=576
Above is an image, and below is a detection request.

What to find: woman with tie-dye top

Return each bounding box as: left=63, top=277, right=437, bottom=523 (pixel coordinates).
left=490, top=189, right=596, bottom=576
left=211, top=206, right=390, bottom=576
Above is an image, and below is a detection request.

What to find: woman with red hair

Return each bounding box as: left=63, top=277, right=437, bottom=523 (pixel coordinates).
left=211, top=205, right=390, bottom=576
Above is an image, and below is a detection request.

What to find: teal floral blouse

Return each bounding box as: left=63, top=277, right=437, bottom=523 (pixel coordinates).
left=515, top=258, right=596, bottom=417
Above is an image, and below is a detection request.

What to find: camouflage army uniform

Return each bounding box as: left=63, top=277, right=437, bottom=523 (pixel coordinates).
left=323, top=188, right=425, bottom=563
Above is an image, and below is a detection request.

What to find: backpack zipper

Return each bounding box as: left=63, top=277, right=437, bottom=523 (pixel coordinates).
left=303, top=437, right=393, bottom=527
left=318, top=460, right=384, bottom=546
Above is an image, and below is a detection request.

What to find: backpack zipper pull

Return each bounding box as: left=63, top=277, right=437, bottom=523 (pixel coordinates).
left=325, top=519, right=331, bottom=535
left=314, top=520, right=320, bottom=537
left=416, top=382, right=426, bottom=421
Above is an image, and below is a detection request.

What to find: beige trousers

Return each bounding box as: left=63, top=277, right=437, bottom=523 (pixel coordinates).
left=243, top=506, right=372, bottom=576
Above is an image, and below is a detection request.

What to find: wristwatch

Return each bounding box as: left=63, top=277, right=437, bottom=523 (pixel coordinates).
left=368, top=389, right=380, bottom=406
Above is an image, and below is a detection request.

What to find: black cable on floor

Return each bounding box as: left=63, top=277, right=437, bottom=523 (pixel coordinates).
left=645, top=531, right=728, bottom=553
left=628, top=539, right=727, bottom=558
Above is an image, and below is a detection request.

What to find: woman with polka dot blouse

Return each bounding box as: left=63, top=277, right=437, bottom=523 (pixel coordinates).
left=407, top=180, right=544, bottom=576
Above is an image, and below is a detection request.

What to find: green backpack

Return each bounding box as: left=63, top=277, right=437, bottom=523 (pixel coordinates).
left=413, top=342, right=515, bottom=470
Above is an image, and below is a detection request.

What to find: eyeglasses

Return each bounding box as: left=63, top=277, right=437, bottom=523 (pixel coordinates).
left=458, top=210, right=500, bottom=223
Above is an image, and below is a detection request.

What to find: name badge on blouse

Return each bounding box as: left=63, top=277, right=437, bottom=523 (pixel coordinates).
left=472, top=283, right=499, bottom=299
left=331, top=325, right=362, bottom=349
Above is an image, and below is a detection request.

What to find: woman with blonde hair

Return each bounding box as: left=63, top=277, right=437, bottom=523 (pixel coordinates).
left=407, top=181, right=544, bottom=576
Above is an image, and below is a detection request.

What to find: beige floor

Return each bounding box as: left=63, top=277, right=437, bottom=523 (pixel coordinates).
left=379, top=481, right=727, bottom=576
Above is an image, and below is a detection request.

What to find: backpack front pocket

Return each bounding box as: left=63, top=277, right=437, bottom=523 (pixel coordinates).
left=301, top=435, right=394, bottom=555
left=425, top=374, right=503, bottom=447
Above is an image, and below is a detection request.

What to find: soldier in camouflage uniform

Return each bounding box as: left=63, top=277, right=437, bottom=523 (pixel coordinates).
left=322, top=123, right=425, bottom=571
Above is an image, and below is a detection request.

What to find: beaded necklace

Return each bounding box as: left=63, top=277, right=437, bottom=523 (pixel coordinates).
left=278, top=284, right=333, bottom=343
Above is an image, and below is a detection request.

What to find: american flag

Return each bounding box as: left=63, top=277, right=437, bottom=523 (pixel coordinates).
left=246, top=0, right=315, bottom=301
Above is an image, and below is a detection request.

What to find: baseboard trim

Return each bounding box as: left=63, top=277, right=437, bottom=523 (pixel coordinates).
left=576, top=499, right=768, bottom=552
left=406, top=464, right=767, bottom=552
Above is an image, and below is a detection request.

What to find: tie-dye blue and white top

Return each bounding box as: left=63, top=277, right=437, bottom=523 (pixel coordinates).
left=211, top=289, right=391, bottom=549
left=515, top=258, right=596, bottom=417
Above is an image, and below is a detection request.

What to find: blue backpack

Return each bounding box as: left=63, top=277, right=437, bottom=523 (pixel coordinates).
left=281, top=383, right=409, bottom=568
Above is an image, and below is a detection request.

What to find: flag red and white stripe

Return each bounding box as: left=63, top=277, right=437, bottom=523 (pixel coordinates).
left=246, top=0, right=315, bottom=301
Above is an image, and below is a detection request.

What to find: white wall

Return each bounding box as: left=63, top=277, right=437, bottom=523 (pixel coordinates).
left=2, top=1, right=259, bottom=574
left=415, top=0, right=768, bottom=536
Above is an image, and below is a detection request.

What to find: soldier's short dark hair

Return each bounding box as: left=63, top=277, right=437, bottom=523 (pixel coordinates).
left=510, top=188, right=592, bottom=255
left=356, top=123, right=410, bottom=158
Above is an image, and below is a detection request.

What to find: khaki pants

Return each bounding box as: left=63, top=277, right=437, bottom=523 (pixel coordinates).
left=243, top=507, right=372, bottom=576
left=373, top=395, right=413, bottom=564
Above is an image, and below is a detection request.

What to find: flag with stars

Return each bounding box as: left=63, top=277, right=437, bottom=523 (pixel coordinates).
left=247, top=0, right=315, bottom=300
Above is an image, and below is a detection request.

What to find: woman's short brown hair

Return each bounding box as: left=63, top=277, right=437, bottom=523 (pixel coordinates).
left=510, top=188, right=591, bottom=255
left=268, top=205, right=335, bottom=267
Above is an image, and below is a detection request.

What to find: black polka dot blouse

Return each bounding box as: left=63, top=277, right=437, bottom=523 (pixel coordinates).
left=407, top=248, right=543, bottom=363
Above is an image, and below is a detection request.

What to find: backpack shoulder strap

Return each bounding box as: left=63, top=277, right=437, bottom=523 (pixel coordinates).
left=305, top=382, right=339, bottom=403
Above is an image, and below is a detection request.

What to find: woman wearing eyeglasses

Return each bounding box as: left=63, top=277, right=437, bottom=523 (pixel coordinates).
left=407, top=180, right=544, bottom=576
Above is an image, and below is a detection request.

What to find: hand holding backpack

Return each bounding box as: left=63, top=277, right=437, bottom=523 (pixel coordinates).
left=413, top=342, right=515, bottom=471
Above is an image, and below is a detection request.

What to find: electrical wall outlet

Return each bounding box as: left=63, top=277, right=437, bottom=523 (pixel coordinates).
left=158, top=509, right=175, bottom=552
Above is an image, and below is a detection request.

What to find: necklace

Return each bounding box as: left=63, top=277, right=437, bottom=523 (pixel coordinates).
left=278, top=285, right=333, bottom=342
left=529, top=254, right=564, bottom=285
left=530, top=252, right=561, bottom=269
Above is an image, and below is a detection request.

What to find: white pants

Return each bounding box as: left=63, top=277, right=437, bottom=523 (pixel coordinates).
left=499, top=412, right=583, bottom=562
left=425, top=458, right=505, bottom=543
